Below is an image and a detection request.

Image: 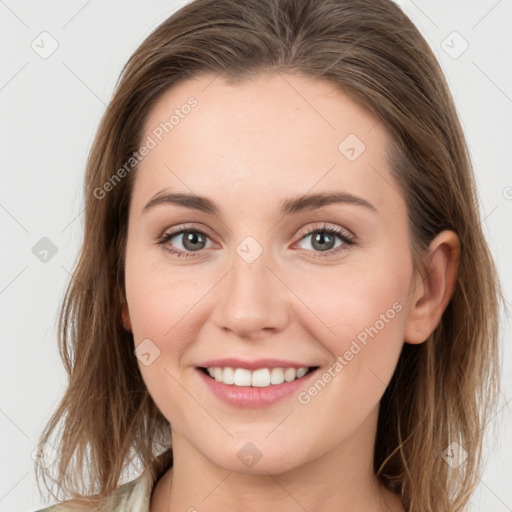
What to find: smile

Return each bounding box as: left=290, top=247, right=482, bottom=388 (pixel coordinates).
left=196, top=361, right=320, bottom=408
left=201, top=366, right=316, bottom=387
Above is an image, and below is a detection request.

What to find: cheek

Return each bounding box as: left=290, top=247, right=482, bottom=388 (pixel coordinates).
left=128, top=270, right=193, bottom=337
left=124, top=243, right=223, bottom=403
left=283, top=266, right=409, bottom=450
left=285, top=255, right=410, bottom=356
left=124, top=258, right=209, bottom=419
left=124, top=227, right=205, bottom=331
left=289, top=253, right=410, bottom=408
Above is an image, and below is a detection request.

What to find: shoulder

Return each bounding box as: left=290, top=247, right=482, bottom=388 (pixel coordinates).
left=31, top=471, right=151, bottom=511
left=30, top=500, right=94, bottom=512
left=31, top=449, right=173, bottom=512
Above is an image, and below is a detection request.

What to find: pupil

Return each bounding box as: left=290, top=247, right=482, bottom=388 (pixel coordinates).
left=184, top=231, right=204, bottom=251
left=313, top=232, right=334, bottom=251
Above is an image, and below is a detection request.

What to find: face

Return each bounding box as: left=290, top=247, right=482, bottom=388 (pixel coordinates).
left=123, top=72, right=416, bottom=474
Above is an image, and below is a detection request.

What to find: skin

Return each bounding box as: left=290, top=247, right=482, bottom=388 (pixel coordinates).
left=121, top=72, right=460, bottom=511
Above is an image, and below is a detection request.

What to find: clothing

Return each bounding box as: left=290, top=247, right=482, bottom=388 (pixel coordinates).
left=32, top=449, right=173, bottom=512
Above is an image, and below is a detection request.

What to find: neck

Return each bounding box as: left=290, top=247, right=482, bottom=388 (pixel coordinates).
left=150, top=407, right=403, bottom=512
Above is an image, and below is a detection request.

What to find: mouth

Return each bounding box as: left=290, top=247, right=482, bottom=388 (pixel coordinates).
left=198, top=365, right=319, bottom=388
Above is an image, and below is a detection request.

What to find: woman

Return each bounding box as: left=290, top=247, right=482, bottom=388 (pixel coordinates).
left=33, top=0, right=502, bottom=510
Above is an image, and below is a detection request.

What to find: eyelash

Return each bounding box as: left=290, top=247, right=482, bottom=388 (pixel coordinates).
left=156, top=223, right=356, bottom=259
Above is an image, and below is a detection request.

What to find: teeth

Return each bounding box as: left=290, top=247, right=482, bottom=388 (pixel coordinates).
left=284, top=368, right=296, bottom=382
left=204, top=366, right=310, bottom=387
left=252, top=368, right=270, bottom=387
left=296, top=367, right=308, bottom=378
left=234, top=368, right=252, bottom=386
left=223, top=366, right=235, bottom=385
left=270, top=367, right=285, bottom=385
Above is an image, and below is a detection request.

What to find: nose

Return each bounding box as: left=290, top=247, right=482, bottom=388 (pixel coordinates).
left=211, top=245, right=291, bottom=340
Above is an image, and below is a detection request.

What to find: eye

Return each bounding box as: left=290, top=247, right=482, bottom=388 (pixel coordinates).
left=156, top=223, right=356, bottom=259
left=294, top=223, right=355, bottom=258
left=156, top=226, right=214, bottom=258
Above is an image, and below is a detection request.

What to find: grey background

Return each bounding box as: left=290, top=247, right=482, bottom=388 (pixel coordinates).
left=1, top=1, right=511, bottom=511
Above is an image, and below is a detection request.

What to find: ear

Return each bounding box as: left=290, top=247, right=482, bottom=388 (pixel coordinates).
left=121, top=302, right=132, bottom=332
left=117, top=286, right=132, bottom=332
left=404, top=230, right=460, bottom=344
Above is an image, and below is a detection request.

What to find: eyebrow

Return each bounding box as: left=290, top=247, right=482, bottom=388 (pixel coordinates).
left=143, top=190, right=377, bottom=216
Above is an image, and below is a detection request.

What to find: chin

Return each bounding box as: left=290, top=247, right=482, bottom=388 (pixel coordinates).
left=198, top=437, right=309, bottom=476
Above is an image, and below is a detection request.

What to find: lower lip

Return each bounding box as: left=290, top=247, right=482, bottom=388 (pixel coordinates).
left=196, top=368, right=318, bottom=408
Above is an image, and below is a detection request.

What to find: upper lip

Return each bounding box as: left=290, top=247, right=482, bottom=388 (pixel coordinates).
left=198, top=358, right=317, bottom=370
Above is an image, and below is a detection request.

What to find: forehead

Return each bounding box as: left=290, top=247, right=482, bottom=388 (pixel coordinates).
left=133, top=72, right=400, bottom=214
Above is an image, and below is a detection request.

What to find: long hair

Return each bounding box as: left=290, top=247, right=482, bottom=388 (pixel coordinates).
left=35, top=1, right=503, bottom=510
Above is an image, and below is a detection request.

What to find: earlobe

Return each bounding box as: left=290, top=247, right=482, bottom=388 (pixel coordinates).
left=121, top=302, right=132, bottom=332
left=117, top=284, right=132, bottom=332
left=404, top=230, right=460, bottom=344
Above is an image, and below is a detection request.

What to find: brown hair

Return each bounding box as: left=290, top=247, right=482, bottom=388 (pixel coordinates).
left=35, top=0, right=503, bottom=510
